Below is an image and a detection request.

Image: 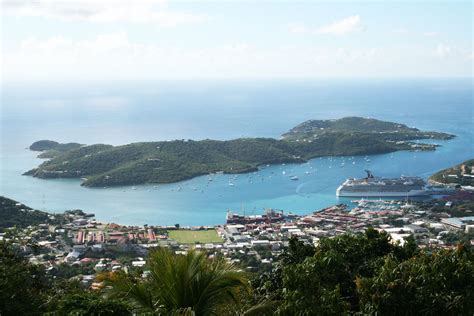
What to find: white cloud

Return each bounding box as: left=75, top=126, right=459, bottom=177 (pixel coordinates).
left=435, top=44, right=452, bottom=57
left=1, top=0, right=209, bottom=26
left=287, top=22, right=307, bottom=34
left=3, top=31, right=394, bottom=81
left=434, top=44, right=472, bottom=61
left=3, top=32, right=472, bottom=81
left=316, top=15, right=361, bottom=35
left=289, top=15, right=361, bottom=36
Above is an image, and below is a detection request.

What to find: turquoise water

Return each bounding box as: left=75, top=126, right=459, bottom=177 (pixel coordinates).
left=1, top=79, right=473, bottom=225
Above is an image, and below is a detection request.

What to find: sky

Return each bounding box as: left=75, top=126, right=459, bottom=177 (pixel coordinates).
left=1, top=0, right=472, bottom=82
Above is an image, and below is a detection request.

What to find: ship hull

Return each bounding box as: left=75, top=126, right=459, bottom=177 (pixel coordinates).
left=336, top=187, right=429, bottom=197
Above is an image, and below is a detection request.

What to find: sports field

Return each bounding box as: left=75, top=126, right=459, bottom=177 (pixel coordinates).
left=168, top=229, right=223, bottom=244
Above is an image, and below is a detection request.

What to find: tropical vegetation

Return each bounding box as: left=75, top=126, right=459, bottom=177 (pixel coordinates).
left=24, top=117, right=453, bottom=187
left=1, top=228, right=473, bottom=315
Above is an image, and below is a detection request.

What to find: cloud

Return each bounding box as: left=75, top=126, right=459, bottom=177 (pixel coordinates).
left=434, top=43, right=472, bottom=60
left=1, top=0, right=209, bottom=26
left=3, top=31, right=393, bottom=81
left=289, top=15, right=361, bottom=36
left=435, top=44, right=452, bottom=57
left=4, top=32, right=472, bottom=81
left=316, top=15, right=361, bottom=35
left=287, top=23, right=307, bottom=34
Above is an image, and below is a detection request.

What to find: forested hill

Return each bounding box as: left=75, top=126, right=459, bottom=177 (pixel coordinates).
left=430, top=159, right=474, bottom=186
left=0, top=196, right=51, bottom=232
left=24, top=117, right=454, bottom=187
left=282, top=116, right=453, bottom=141
left=29, top=140, right=83, bottom=158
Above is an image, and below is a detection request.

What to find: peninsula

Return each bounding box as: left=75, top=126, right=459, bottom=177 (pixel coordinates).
left=430, top=159, right=474, bottom=186
left=24, top=117, right=454, bottom=187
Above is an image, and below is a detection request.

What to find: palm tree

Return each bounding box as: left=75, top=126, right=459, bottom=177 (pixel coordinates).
left=104, top=248, right=249, bottom=315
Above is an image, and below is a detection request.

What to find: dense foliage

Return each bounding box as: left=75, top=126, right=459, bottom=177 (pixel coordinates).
left=25, top=117, right=453, bottom=187
left=103, top=248, right=249, bottom=315
left=253, top=229, right=473, bottom=315
left=357, top=244, right=474, bottom=315
left=0, top=241, right=52, bottom=315
left=0, top=229, right=472, bottom=315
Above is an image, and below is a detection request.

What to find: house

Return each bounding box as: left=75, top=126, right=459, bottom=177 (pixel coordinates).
left=65, top=251, right=81, bottom=263
left=404, top=224, right=429, bottom=234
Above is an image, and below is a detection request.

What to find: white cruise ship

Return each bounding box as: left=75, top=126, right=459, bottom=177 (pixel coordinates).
left=336, top=170, right=429, bottom=197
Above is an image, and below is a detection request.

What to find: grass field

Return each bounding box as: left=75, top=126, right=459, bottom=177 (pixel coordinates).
left=168, top=229, right=223, bottom=244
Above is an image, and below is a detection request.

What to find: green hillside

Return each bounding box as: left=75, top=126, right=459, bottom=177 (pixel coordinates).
left=0, top=196, right=51, bottom=232
left=24, top=117, right=454, bottom=187
left=430, top=159, right=474, bottom=186
left=30, top=140, right=83, bottom=158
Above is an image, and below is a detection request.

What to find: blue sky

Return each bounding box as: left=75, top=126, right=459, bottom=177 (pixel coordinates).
left=1, top=0, right=472, bottom=81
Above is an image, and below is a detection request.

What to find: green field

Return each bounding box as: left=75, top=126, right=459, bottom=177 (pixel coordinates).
left=168, top=229, right=223, bottom=244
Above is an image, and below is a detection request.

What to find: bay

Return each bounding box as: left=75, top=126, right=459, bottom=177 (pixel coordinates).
left=1, top=78, right=472, bottom=225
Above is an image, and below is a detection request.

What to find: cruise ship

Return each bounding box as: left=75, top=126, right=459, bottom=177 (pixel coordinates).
left=336, top=170, right=429, bottom=197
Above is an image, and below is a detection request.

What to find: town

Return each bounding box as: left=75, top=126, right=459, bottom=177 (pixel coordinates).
left=1, top=187, right=473, bottom=290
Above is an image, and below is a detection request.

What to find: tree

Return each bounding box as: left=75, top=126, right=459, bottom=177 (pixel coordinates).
left=0, top=241, right=51, bottom=315
left=357, top=244, right=474, bottom=315
left=54, top=292, right=132, bottom=315
left=252, top=229, right=420, bottom=314
left=104, top=248, right=249, bottom=315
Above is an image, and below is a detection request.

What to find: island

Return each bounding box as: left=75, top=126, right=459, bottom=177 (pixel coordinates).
left=30, top=140, right=83, bottom=158
left=430, top=159, right=474, bottom=187
left=24, top=117, right=454, bottom=187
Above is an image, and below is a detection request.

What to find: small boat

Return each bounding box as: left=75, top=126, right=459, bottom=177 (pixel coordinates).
left=228, top=182, right=235, bottom=186
left=132, top=186, right=137, bottom=190
left=290, top=176, right=299, bottom=181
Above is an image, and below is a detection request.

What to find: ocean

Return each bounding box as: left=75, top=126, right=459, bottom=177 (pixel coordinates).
left=1, top=78, right=473, bottom=225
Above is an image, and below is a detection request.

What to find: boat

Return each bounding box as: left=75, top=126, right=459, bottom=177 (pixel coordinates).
left=290, top=176, right=299, bottom=180
left=228, top=182, right=235, bottom=186
left=336, top=170, right=429, bottom=197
